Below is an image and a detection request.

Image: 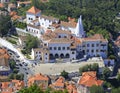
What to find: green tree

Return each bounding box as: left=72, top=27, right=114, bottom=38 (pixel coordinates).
left=117, top=74, right=120, bottom=83
left=60, top=70, right=68, bottom=79
left=13, top=68, right=19, bottom=74
left=0, top=15, right=12, bottom=36
left=90, top=85, right=104, bottom=93
left=103, top=67, right=111, bottom=80
left=9, top=73, right=14, bottom=79
left=9, top=60, right=16, bottom=69
left=25, top=34, right=39, bottom=54
left=31, top=0, right=40, bottom=9
left=18, top=84, right=44, bottom=93
left=112, top=87, right=120, bottom=93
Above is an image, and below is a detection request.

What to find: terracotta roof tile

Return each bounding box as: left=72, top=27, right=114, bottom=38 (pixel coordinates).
left=54, top=29, right=71, bottom=35
left=28, top=73, right=49, bottom=85
left=9, top=11, right=17, bottom=16
left=49, top=38, right=72, bottom=44
left=67, top=83, right=77, bottom=93
left=52, top=76, right=65, bottom=88
left=60, top=21, right=77, bottom=28
left=83, top=34, right=107, bottom=42
left=40, top=15, right=59, bottom=21
left=0, top=3, right=4, bottom=8
left=27, top=6, right=41, bottom=14
left=78, top=71, right=103, bottom=87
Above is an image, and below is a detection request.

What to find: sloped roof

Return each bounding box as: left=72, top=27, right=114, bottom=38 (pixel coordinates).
left=83, top=34, right=108, bottom=42
left=0, top=3, right=4, bottom=8
left=67, top=83, right=77, bottom=93
left=28, top=73, right=49, bottom=83
left=52, top=76, right=65, bottom=87
left=78, top=71, right=103, bottom=87
left=27, top=6, right=41, bottom=14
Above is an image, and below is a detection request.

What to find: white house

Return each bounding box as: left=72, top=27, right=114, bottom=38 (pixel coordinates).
left=26, top=6, right=41, bottom=24
left=39, top=15, right=59, bottom=29
left=31, top=28, right=108, bottom=62
left=81, top=34, right=108, bottom=58
left=31, top=48, right=49, bottom=63
left=27, top=24, right=44, bottom=38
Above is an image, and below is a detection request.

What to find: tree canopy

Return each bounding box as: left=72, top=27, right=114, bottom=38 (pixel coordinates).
left=0, top=15, right=12, bottom=36
left=90, top=85, right=104, bottom=93
left=60, top=70, right=68, bottom=79
left=24, top=34, right=39, bottom=54
left=18, top=84, right=68, bottom=93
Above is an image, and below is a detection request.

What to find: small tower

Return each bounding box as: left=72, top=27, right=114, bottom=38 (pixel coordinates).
left=75, top=15, right=85, bottom=38
left=26, top=6, right=41, bottom=24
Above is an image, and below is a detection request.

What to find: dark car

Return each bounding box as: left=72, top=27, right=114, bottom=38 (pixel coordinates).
left=19, top=64, right=22, bottom=66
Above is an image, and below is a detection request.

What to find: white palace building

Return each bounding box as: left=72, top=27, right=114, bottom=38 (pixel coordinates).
left=24, top=6, right=108, bottom=63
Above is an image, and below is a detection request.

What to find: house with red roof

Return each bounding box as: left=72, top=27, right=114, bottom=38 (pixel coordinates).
left=26, top=6, right=41, bottom=24
left=77, top=71, right=104, bottom=93
left=66, top=83, right=77, bottom=93
left=0, top=80, right=24, bottom=93
left=50, top=76, right=65, bottom=90
left=28, top=73, right=49, bottom=89
left=0, top=48, right=11, bottom=76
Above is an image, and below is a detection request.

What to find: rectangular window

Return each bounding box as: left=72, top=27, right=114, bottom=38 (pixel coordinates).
left=87, top=44, right=89, bottom=47
left=49, top=47, right=52, bottom=50
left=96, top=50, right=98, bottom=52
left=54, top=47, right=56, bottom=50
left=96, top=44, right=99, bottom=47
left=92, top=44, right=94, bottom=47
left=58, top=47, right=61, bottom=50
left=91, top=50, right=94, bottom=52
left=63, top=47, right=65, bottom=50
left=67, top=47, right=69, bottom=50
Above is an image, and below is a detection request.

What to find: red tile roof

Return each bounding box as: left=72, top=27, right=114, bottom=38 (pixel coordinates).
left=78, top=71, right=103, bottom=87
left=52, top=76, right=65, bottom=88
left=0, top=3, right=4, bottom=8
left=1, top=80, right=24, bottom=93
left=67, top=83, right=77, bottom=93
left=27, top=6, right=41, bottom=14
left=83, top=34, right=107, bottom=42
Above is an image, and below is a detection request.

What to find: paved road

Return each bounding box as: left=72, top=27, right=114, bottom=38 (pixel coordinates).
left=0, top=38, right=24, bottom=60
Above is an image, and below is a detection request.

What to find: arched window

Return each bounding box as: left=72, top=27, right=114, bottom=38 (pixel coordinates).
left=49, top=54, right=54, bottom=59
left=55, top=54, right=59, bottom=58
left=60, top=54, right=64, bottom=58
left=65, top=53, right=70, bottom=58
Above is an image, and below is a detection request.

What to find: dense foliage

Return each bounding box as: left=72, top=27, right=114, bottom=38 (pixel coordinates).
left=79, top=63, right=99, bottom=75
left=103, top=67, right=112, bottom=79
left=30, top=0, right=120, bottom=39
left=18, top=84, right=68, bottom=93
left=21, top=34, right=39, bottom=54
left=90, top=85, right=104, bottom=93
left=60, top=70, right=68, bottom=79
left=0, top=15, right=12, bottom=36
left=14, top=21, right=27, bottom=29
